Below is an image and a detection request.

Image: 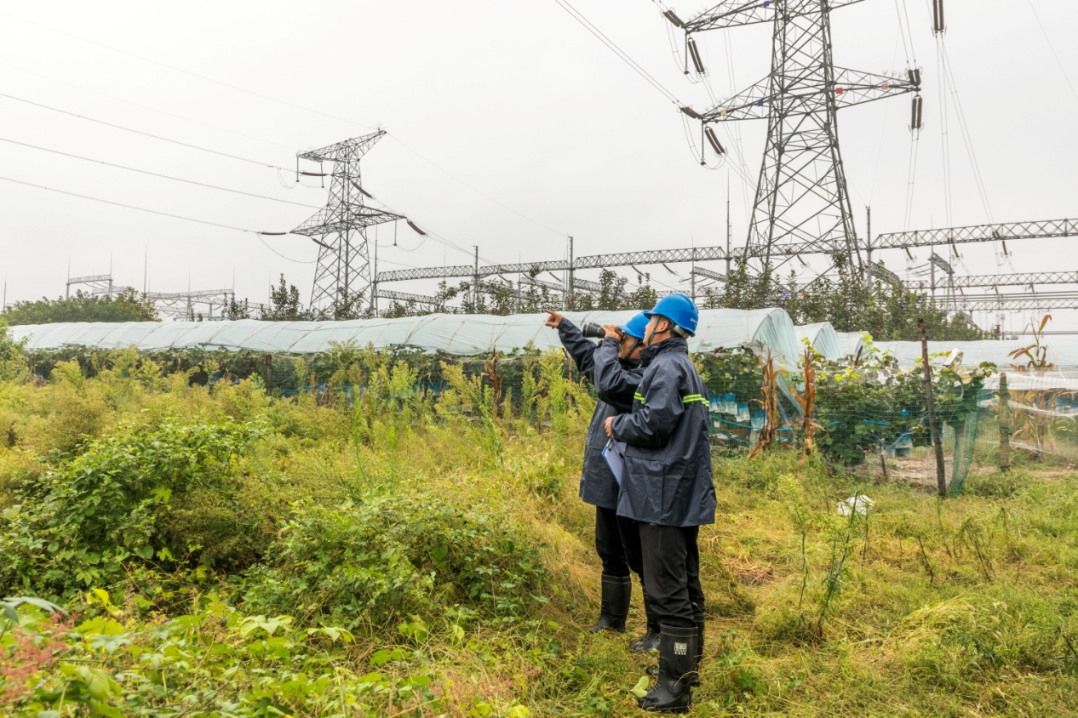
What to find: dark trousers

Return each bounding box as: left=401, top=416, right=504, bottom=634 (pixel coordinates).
left=639, top=523, right=705, bottom=628
left=595, top=506, right=645, bottom=579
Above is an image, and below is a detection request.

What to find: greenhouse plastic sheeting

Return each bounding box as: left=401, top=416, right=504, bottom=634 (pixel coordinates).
left=871, top=339, right=1078, bottom=371
left=835, top=331, right=868, bottom=358
left=9, top=307, right=801, bottom=360
left=794, top=323, right=843, bottom=361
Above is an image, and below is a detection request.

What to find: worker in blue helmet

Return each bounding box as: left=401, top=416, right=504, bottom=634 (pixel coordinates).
left=601, top=293, right=716, bottom=712
left=544, top=308, right=648, bottom=635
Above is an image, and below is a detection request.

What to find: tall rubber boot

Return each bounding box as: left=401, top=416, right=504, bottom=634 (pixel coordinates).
left=689, top=610, right=705, bottom=686
left=587, top=575, right=631, bottom=633
left=631, top=594, right=661, bottom=653
left=638, top=624, right=696, bottom=713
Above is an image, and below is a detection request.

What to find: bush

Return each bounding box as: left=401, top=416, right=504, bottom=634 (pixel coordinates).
left=0, top=418, right=264, bottom=597
left=242, top=494, right=548, bottom=631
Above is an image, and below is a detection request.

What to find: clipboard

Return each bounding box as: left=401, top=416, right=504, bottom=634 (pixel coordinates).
left=602, top=438, right=628, bottom=485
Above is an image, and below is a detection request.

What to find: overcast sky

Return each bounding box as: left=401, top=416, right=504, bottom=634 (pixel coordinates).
left=1, top=0, right=1076, bottom=332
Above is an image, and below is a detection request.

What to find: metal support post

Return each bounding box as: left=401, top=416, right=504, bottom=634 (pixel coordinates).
left=919, top=318, right=947, bottom=497
left=998, top=372, right=1010, bottom=471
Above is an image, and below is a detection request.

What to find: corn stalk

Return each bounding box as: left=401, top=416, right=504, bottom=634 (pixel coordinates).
left=750, top=351, right=779, bottom=459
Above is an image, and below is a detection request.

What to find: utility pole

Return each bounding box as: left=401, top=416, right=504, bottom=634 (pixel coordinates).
left=725, top=182, right=732, bottom=277
left=865, top=206, right=873, bottom=286
left=473, top=246, right=480, bottom=312
left=373, top=234, right=379, bottom=317
left=691, top=238, right=697, bottom=302
left=567, top=236, right=574, bottom=309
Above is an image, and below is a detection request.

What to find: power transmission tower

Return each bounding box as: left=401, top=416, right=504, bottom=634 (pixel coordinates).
left=675, top=1, right=921, bottom=273
left=292, top=130, right=402, bottom=313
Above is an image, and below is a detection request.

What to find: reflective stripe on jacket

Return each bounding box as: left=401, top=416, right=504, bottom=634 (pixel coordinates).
left=608, top=337, right=716, bottom=527
left=557, top=320, right=642, bottom=510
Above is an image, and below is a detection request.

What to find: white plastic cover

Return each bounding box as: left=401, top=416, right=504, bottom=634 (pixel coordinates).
left=8, top=307, right=801, bottom=360
left=794, top=323, right=843, bottom=361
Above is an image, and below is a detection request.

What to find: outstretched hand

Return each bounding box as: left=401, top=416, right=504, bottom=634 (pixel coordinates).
left=543, top=309, right=563, bottom=328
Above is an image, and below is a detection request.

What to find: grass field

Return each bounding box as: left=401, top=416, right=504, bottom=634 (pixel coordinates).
left=1, top=352, right=1076, bottom=716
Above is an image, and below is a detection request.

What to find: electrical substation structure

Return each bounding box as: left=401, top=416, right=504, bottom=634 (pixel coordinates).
left=292, top=130, right=403, bottom=313
left=372, top=0, right=1075, bottom=326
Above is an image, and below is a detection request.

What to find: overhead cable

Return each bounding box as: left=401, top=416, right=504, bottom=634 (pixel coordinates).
left=0, top=60, right=296, bottom=151
left=0, top=174, right=313, bottom=263
left=1025, top=0, right=1078, bottom=108
left=551, top=0, right=682, bottom=106
left=0, top=9, right=375, bottom=132
left=0, top=90, right=290, bottom=170
left=0, top=8, right=566, bottom=239
left=0, top=136, right=321, bottom=208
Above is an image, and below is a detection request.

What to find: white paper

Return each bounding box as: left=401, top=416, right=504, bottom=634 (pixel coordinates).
left=603, top=439, right=628, bottom=485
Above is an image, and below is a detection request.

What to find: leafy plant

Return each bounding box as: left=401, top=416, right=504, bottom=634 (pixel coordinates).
left=242, top=494, right=548, bottom=631
left=0, top=418, right=264, bottom=597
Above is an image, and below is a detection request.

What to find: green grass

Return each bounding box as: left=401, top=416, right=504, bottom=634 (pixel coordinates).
left=1, top=356, right=1077, bottom=716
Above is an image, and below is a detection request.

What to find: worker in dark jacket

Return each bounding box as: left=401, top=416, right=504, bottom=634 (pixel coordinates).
left=544, top=309, right=648, bottom=634
left=602, top=294, right=715, bottom=713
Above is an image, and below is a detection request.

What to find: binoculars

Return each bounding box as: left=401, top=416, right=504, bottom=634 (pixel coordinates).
left=581, top=323, right=608, bottom=339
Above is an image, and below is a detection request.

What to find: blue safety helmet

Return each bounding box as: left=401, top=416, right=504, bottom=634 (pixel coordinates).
left=618, top=312, right=650, bottom=341
left=644, top=293, right=699, bottom=337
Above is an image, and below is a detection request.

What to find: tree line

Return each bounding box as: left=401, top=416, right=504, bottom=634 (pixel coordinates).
left=3, top=258, right=984, bottom=341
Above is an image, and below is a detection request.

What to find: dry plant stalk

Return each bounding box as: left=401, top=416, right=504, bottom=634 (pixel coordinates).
left=750, top=351, right=780, bottom=459
left=793, top=347, right=820, bottom=458
left=481, top=352, right=504, bottom=403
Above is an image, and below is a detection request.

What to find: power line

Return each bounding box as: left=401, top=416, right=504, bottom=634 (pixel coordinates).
left=386, top=135, right=566, bottom=237
left=1025, top=0, right=1078, bottom=108
left=551, top=0, right=682, bottom=106
left=0, top=94, right=482, bottom=263
left=0, top=59, right=297, bottom=151
left=0, top=8, right=566, bottom=240
left=0, top=136, right=320, bottom=208
left=0, top=90, right=290, bottom=170
left=0, top=9, right=376, bottom=132
left=0, top=174, right=313, bottom=263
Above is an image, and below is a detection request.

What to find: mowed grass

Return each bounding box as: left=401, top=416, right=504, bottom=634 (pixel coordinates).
left=0, top=357, right=1076, bottom=716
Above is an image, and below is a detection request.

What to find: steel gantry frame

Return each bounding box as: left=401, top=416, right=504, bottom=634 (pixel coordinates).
left=148, top=289, right=234, bottom=320
left=292, top=130, right=403, bottom=313
left=375, top=216, right=1077, bottom=313
left=66, top=274, right=114, bottom=298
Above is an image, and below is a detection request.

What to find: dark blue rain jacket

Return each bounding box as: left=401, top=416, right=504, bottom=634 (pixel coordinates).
left=607, top=337, right=716, bottom=527
left=557, top=320, right=643, bottom=510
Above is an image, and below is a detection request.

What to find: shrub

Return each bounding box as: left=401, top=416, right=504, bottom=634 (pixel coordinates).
left=242, top=494, right=548, bottom=631
left=0, top=418, right=263, bottom=597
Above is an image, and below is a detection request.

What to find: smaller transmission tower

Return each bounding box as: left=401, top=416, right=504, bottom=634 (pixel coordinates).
left=292, top=130, right=403, bottom=312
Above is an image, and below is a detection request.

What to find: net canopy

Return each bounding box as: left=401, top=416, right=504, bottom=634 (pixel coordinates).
left=9, top=307, right=802, bottom=360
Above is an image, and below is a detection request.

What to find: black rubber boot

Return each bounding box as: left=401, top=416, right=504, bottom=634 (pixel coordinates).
left=638, top=624, right=696, bottom=713
left=631, top=595, right=661, bottom=653
left=587, top=575, right=632, bottom=633
left=689, top=610, right=705, bottom=686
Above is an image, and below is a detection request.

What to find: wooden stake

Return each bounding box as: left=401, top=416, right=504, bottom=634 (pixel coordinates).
left=919, top=318, right=947, bottom=497
left=998, top=372, right=1010, bottom=471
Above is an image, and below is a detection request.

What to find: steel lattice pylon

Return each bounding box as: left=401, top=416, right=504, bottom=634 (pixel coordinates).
left=292, top=130, right=402, bottom=311
left=683, top=0, right=920, bottom=271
